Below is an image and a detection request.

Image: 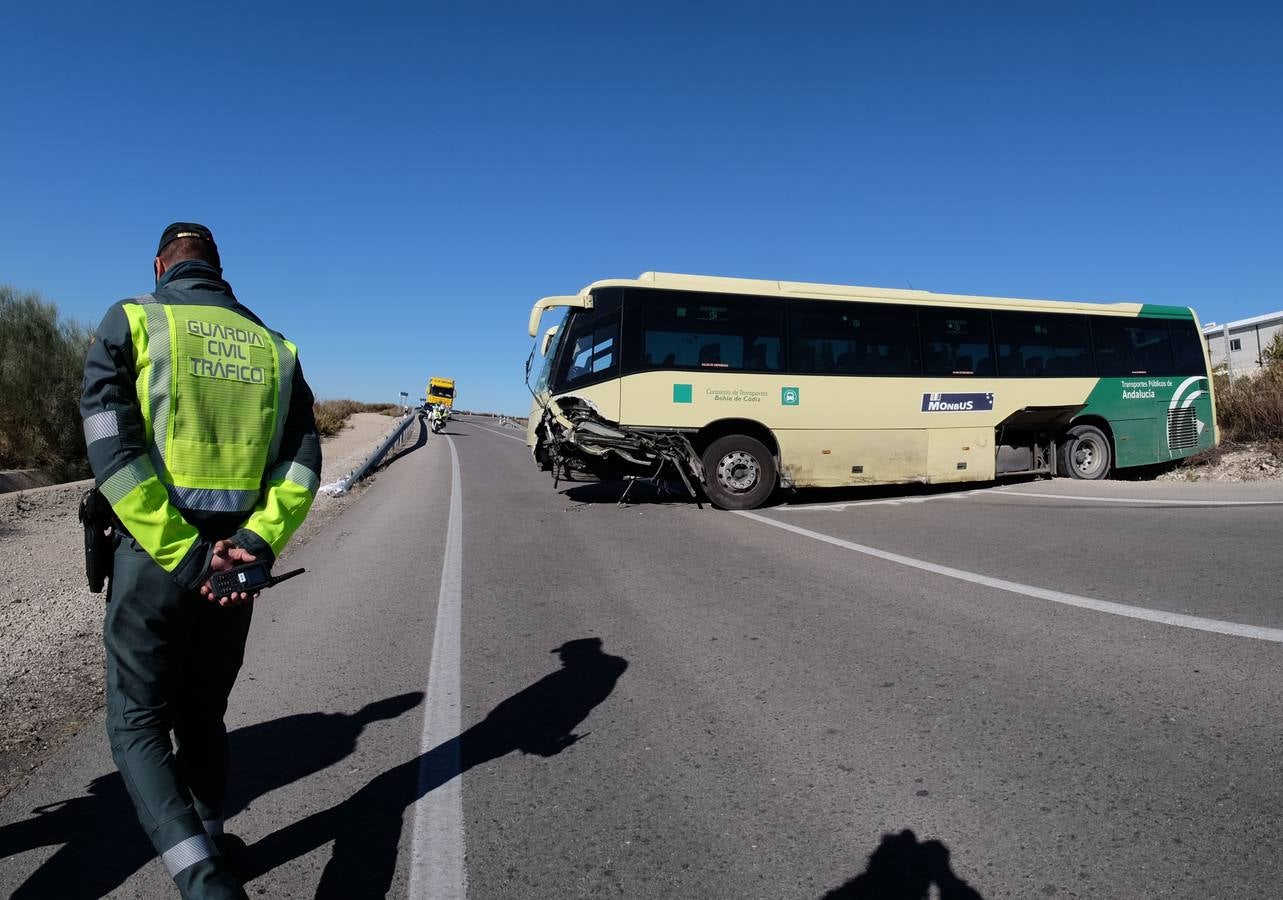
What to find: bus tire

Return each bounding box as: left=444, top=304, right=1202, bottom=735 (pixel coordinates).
left=1059, top=424, right=1112, bottom=480
left=701, top=435, right=777, bottom=510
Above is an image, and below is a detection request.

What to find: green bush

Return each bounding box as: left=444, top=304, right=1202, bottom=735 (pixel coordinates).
left=0, top=284, right=401, bottom=480
left=0, top=286, right=93, bottom=480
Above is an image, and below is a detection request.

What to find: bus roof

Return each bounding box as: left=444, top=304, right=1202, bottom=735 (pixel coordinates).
left=575, top=271, right=1160, bottom=317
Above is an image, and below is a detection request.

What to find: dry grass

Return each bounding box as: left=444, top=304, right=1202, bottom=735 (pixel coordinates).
left=313, top=399, right=403, bottom=436
left=1214, top=364, right=1283, bottom=443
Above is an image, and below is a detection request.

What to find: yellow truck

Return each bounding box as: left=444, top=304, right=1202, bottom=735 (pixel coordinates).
left=427, top=376, right=456, bottom=409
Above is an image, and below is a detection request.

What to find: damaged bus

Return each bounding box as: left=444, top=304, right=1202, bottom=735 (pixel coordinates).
left=526, top=272, right=1217, bottom=510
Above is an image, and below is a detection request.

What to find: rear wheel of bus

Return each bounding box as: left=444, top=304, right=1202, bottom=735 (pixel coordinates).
left=701, top=435, right=777, bottom=510
left=1059, top=423, right=1112, bottom=480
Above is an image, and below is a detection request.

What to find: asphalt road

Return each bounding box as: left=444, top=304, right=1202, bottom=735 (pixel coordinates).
left=2, top=414, right=1282, bottom=899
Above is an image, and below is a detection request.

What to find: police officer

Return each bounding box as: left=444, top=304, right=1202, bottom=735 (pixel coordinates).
left=80, top=223, right=321, bottom=899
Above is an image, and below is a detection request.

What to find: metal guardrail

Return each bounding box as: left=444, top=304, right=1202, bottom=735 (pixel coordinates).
left=469, top=413, right=527, bottom=430
left=319, top=410, right=421, bottom=496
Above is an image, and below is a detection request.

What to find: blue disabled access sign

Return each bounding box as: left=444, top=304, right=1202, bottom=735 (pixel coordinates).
left=921, top=392, right=994, bottom=412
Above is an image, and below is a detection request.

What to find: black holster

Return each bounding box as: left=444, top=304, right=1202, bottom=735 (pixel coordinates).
left=78, top=488, right=116, bottom=593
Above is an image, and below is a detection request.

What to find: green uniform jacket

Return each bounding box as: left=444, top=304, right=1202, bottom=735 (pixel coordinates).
left=81, top=259, right=321, bottom=590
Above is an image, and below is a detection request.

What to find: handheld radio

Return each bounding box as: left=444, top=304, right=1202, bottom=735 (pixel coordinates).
left=208, top=563, right=305, bottom=598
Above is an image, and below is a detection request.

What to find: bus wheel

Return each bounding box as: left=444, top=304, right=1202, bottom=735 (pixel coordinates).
left=1059, top=424, right=1112, bottom=480
left=701, top=435, right=777, bottom=510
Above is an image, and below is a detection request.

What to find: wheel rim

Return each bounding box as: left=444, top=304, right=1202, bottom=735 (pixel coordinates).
left=1072, top=436, right=1105, bottom=477
left=716, top=450, right=760, bottom=493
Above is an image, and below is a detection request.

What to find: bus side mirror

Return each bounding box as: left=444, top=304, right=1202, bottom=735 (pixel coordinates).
left=541, top=326, right=557, bottom=357
left=528, top=294, right=592, bottom=337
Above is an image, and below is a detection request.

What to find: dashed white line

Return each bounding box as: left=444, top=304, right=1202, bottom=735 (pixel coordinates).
left=736, top=509, right=1283, bottom=644
left=409, top=435, right=467, bottom=899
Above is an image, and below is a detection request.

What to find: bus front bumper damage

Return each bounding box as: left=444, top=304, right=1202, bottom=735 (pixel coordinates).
left=537, top=397, right=705, bottom=498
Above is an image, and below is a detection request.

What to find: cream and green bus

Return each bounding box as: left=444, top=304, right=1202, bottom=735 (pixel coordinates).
left=526, top=272, right=1216, bottom=509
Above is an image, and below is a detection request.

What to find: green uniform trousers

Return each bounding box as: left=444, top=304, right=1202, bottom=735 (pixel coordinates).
left=105, top=535, right=251, bottom=900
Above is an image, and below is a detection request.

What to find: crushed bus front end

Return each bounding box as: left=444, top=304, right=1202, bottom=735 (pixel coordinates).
left=535, top=396, right=705, bottom=496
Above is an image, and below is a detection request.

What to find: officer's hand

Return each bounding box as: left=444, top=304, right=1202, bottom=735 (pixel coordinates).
left=201, top=540, right=260, bottom=607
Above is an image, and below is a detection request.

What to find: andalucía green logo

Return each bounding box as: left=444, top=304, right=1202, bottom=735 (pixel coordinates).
left=782, top=387, right=800, bottom=406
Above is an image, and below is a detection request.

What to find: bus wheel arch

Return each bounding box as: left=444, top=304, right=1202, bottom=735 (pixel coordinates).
left=1059, top=417, right=1113, bottom=480
left=694, top=419, right=780, bottom=509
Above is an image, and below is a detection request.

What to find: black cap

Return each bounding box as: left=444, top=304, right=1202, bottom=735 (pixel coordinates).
left=157, top=222, right=217, bottom=256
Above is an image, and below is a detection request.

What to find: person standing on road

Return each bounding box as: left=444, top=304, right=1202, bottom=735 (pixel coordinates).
left=80, top=223, right=321, bottom=900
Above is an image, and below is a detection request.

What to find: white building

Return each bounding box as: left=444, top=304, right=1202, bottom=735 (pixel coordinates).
left=1202, top=311, right=1283, bottom=376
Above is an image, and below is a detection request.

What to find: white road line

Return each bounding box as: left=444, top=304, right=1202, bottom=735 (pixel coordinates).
left=779, top=486, right=1283, bottom=512
left=459, top=419, right=527, bottom=442
left=735, top=510, right=1283, bottom=644
left=991, top=489, right=1283, bottom=507
left=409, top=435, right=467, bottom=900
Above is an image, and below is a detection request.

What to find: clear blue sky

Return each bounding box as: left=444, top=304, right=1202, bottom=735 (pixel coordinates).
left=2, top=2, right=1280, bottom=414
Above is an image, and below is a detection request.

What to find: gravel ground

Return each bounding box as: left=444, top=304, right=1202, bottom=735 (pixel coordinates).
left=1157, top=441, right=1283, bottom=482
left=0, top=411, right=414, bottom=799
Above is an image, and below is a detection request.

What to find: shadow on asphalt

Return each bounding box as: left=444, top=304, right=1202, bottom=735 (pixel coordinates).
left=1111, top=460, right=1181, bottom=481
left=784, top=475, right=1044, bottom=508
left=560, top=474, right=1047, bottom=510
left=239, top=637, right=628, bottom=897
left=561, top=477, right=699, bottom=507
left=0, top=692, right=424, bottom=899
left=2, top=639, right=628, bottom=898
left=821, top=829, right=985, bottom=899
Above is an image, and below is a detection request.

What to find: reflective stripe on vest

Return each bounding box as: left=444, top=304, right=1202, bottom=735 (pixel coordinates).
left=266, top=334, right=297, bottom=466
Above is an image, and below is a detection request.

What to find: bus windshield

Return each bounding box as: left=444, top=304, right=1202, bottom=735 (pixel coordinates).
left=533, top=322, right=567, bottom=395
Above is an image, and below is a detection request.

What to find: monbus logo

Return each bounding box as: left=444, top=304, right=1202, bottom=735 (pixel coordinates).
left=921, top=392, right=994, bottom=412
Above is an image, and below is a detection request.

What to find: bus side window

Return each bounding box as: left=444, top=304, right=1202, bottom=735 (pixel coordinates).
left=994, top=312, right=1093, bottom=378
left=920, top=309, right=993, bottom=377
left=556, top=311, right=620, bottom=389
left=788, top=301, right=919, bottom=376
left=1093, top=316, right=1174, bottom=376
left=1169, top=319, right=1207, bottom=373
left=634, top=290, right=783, bottom=373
